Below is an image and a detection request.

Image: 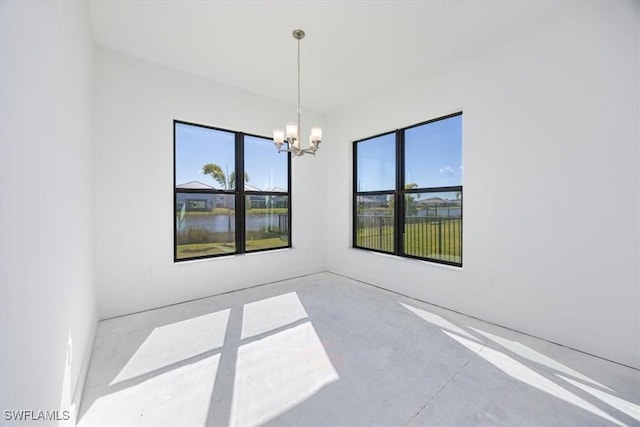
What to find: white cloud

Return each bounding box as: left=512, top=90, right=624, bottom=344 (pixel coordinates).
left=439, top=166, right=454, bottom=174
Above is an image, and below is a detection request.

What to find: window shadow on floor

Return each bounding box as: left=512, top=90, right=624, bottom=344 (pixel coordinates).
left=77, top=273, right=639, bottom=426
left=78, top=284, right=340, bottom=426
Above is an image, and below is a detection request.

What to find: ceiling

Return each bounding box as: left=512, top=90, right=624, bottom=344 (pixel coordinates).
left=88, top=1, right=569, bottom=114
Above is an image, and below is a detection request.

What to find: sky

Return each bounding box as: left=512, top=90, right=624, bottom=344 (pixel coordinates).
left=176, top=114, right=461, bottom=193
left=357, top=114, right=462, bottom=191
left=175, top=123, right=288, bottom=191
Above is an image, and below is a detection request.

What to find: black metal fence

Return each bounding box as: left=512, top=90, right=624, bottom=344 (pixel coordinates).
left=356, top=214, right=461, bottom=262
left=404, top=216, right=461, bottom=262
left=356, top=215, right=395, bottom=252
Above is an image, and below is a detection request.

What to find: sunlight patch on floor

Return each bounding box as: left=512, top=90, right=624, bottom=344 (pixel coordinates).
left=241, top=292, right=308, bottom=339
left=78, top=275, right=639, bottom=427
left=470, top=327, right=613, bottom=391
left=85, top=354, right=220, bottom=426
left=230, top=321, right=340, bottom=427
left=444, top=331, right=626, bottom=427
left=112, top=309, right=229, bottom=385
left=558, top=375, right=640, bottom=422
left=400, top=302, right=481, bottom=342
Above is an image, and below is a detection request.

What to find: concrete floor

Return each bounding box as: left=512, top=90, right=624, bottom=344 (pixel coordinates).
left=78, top=272, right=640, bottom=426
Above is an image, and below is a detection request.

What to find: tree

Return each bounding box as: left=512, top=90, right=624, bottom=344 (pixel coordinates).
left=389, top=183, right=420, bottom=216
left=202, top=163, right=250, bottom=234
left=202, top=163, right=227, bottom=189
left=404, top=183, right=420, bottom=216
left=405, top=182, right=418, bottom=191
left=202, top=164, right=249, bottom=190
left=228, top=171, right=249, bottom=190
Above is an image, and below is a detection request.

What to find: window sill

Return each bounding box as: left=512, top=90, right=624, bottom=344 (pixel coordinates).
left=349, top=247, right=463, bottom=271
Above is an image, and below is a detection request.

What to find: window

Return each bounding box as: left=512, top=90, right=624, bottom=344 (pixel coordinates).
left=243, top=135, right=289, bottom=252
left=353, top=112, right=462, bottom=266
left=174, top=121, right=291, bottom=261
left=354, top=132, right=396, bottom=253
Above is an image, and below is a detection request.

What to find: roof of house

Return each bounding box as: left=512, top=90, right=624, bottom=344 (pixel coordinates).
left=176, top=181, right=288, bottom=192
left=244, top=184, right=262, bottom=192
left=176, top=180, right=215, bottom=189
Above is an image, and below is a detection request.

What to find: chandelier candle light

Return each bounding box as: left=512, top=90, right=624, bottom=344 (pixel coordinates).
left=273, top=29, right=322, bottom=156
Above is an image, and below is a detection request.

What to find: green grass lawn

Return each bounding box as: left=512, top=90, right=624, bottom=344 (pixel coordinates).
left=246, top=237, right=288, bottom=251
left=177, top=237, right=288, bottom=259
left=180, top=208, right=287, bottom=216
left=246, top=208, right=288, bottom=215
left=180, top=209, right=235, bottom=216
left=176, top=242, right=236, bottom=258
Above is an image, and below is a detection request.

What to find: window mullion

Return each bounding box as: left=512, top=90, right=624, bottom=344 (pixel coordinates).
left=236, top=132, right=245, bottom=254
left=395, top=129, right=404, bottom=256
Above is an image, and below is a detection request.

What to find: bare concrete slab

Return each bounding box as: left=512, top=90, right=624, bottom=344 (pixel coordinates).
left=78, top=273, right=640, bottom=426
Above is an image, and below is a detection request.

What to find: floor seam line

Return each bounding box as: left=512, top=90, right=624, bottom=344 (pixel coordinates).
left=404, top=344, right=486, bottom=426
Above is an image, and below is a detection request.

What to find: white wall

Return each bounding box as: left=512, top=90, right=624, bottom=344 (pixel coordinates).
left=326, top=1, right=640, bottom=369
left=93, top=49, right=327, bottom=318
left=0, top=0, right=97, bottom=423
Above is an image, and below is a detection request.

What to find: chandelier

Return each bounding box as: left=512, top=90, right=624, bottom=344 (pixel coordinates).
left=273, top=29, right=322, bottom=156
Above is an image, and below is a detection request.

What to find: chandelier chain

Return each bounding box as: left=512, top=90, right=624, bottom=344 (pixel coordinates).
left=297, top=37, right=301, bottom=132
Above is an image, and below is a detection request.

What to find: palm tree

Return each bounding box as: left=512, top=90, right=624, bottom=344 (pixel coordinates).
left=389, top=183, right=420, bottom=215
left=202, top=163, right=249, bottom=233
left=202, top=163, right=227, bottom=188
left=228, top=171, right=249, bottom=190
left=202, top=164, right=249, bottom=190
left=404, top=182, right=420, bottom=216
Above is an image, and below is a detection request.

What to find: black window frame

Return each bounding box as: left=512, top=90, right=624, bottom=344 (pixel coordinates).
left=353, top=112, right=463, bottom=267
left=174, top=120, right=292, bottom=262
